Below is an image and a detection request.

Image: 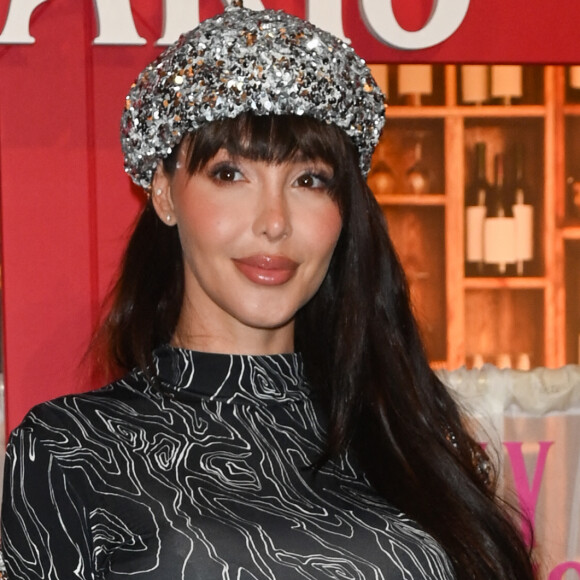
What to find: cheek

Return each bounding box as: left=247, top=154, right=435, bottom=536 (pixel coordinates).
left=307, top=204, right=343, bottom=258
left=176, top=198, right=243, bottom=251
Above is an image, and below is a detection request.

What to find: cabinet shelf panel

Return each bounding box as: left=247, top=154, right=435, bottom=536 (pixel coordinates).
left=456, top=65, right=544, bottom=107
left=465, top=288, right=544, bottom=368
left=458, top=105, right=546, bottom=118
left=565, top=240, right=580, bottom=364
left=370, top=118, right=445, bottom=196
left=376, top=194, right=446, bottom=206
left=562, top=225, right=580, bottom=240
left=463, top=117, right=545, bottom=278
left=430, top=361, right=448, bottom=371
left=385, top=65, right=446, bottom=107
left=382, top=206, right=447, bottom=363
left=386, top=105, right=546, bottom=120
left=463, top=277, right=547, bottom=290
left=386, top=106, right=451, bottom=119
left=564, top=67, right=580, bottom=105
left=367, top=65, right=572, bottom=368
left=564, top=116, right=580, bottom=221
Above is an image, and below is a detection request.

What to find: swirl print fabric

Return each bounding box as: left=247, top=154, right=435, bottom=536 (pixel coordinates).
left=2, top=346, right=455, bottom=579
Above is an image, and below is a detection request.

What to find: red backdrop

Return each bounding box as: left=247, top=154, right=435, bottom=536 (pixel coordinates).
left=1, top=0, right=580, bottom=434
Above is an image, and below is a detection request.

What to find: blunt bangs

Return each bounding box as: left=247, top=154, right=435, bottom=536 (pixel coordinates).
left=168, top=113, right=358, bottom=189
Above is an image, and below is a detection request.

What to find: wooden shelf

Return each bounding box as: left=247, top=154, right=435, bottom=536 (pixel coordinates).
left=563, top=104, right=580, bottom=115
left=463, top=277, right=547, bottom=290
left=386, top=105, right=546, bottom=119
left=456, top=105, right=546, bottom=118
left=376, top=194, right=446, bottom=206
left=370, top=64, right=576, bottom=368
left=562, top=226, right=580, bottom=240
left=430, top=361, right=449, bottom=371
left=386, top=106, right=453, bottom=119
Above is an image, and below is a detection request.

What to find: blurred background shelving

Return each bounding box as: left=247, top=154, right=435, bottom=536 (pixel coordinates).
left=368, top=64, right=580, bottom=369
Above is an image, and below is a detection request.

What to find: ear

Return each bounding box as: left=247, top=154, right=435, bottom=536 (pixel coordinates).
left=151, top=163, right=177, bottom=226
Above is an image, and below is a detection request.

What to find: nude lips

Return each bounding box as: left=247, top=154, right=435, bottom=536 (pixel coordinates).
left=233, top=255, right=298, bottom=285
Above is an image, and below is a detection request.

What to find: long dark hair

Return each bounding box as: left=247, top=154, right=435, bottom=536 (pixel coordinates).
left=96, top=113, right=535, bottom=579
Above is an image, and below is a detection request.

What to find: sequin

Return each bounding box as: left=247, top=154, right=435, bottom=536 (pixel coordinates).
left=120, top=5, right=386, bottom=189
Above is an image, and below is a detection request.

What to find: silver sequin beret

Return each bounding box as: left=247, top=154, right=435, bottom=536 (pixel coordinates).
left=120, top=2, right=386, bottom=189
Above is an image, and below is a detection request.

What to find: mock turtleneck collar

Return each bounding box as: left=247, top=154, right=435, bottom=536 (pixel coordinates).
left=152, top=345, right=310, bottom=405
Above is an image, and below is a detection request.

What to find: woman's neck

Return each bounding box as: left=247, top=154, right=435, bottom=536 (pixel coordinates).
left=171, top=308, right=295, bottom=355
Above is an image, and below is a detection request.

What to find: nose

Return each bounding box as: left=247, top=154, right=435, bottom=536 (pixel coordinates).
left=252, top=188, right=292, bottom=242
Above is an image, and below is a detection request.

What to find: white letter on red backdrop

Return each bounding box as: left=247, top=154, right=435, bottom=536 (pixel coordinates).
left=93, top=0, right=146, bottom=45
left=0, top=0, right=50, bottom=44
left=307, top=0, right=349, bottom=43
left=240, top=0, right=266, bottom=10
left=359, top=0, right=470, bottom=50
left=158, top=0, right=201, bottom=45
left=157, top=0, right=266, bottom=45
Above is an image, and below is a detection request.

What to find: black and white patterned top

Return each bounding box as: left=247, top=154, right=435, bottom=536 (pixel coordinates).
left=2, top=346, right=455, bottom=579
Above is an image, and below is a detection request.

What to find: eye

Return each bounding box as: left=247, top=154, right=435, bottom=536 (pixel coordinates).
left=209, top=163, right=243, bottom=183
left=293, top=171, right=331, bottom=189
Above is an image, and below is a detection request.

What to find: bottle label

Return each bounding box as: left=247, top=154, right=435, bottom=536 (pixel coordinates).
left=466, top=206, right=486, bottom=261
left=484, top=217, right=517, bottom=265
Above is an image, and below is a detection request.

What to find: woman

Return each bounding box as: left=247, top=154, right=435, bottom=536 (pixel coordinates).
left=2, top=2, right=535, bottom=579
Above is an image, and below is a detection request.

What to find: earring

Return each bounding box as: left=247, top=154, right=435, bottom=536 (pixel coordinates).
left=166, top=215, right=172, bottom=223
left=155, top=188, right=162, bottom=196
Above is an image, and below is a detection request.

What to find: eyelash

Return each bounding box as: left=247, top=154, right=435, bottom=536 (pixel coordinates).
left=206, top=161, right=333, bottom=189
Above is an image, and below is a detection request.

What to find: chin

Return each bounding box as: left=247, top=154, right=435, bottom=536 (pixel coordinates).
left=238, top=311, right=296, bottom=332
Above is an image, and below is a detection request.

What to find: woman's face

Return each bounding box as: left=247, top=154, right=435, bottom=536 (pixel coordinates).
left=153, top=147, right=342, bottom=354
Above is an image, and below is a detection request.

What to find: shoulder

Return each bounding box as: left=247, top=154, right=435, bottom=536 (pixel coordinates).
left=9, top=370, right=156, bottom=443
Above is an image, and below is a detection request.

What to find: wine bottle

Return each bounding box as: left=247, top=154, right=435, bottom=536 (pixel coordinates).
left=406, top=140, right=430, bottom=194
left=465, top=142, right=489, bottom=276
left=484, top=153, right=516, bottom=275
left=491, top=65, right=522, bottom=105
left=368, top=160, right=396, bottom=196
left=513, top=145, right=525, bottom=205
left=568, top=176, right=580, bottom=218
left=512, top=144, right=534, bottom=275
